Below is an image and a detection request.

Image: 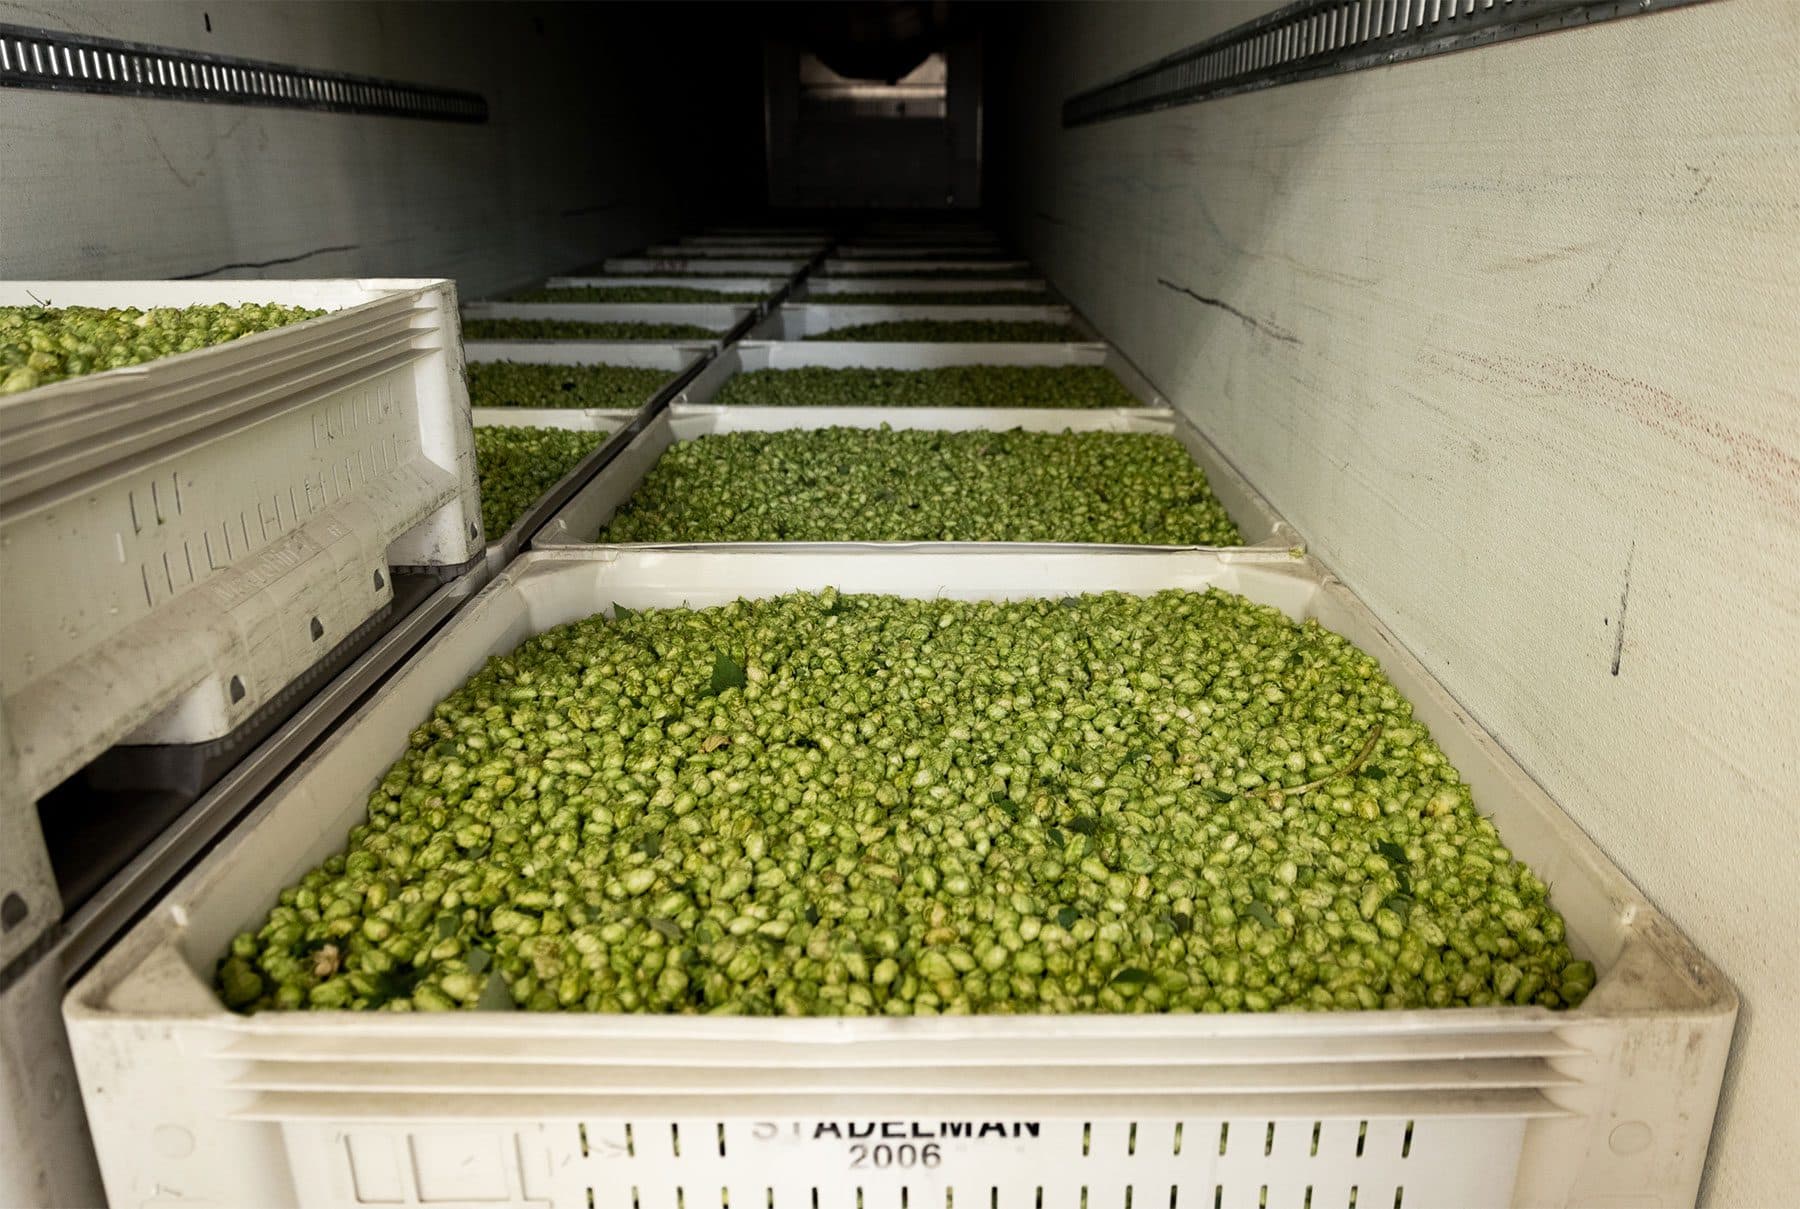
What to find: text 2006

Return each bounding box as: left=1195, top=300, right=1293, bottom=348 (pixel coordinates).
left=848, top=1142, right=943, bottom=1170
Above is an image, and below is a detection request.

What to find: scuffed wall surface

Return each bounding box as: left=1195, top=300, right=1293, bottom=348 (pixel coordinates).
left=997, top=2, right=1798, bottom=1204
left=0, top=1, right=764, bottom=297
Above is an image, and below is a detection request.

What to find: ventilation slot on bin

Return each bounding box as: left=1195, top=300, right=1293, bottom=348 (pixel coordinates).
left=275, top=1115, right=1526, bottom=1209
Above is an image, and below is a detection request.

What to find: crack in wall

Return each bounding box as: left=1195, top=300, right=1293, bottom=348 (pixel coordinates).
left=1156, top=278, right=1299, bottom=344
left=1611, top=540, right=1636, bottom=676
left=175, top=244, right=361, bottom=279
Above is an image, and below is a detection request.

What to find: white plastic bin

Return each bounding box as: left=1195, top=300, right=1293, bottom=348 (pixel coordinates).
left=541, top=276, right=794, bottom=305
left=834, top=245, right=1017, bottom=258
left=823, top=258, right=1032, bottom=276
left=800, top=277, right=1050, bottom=298
left=704, top=226, right=834, bottom=239
left=531, top=407, right=1297, bottom=554
left=648, top=243, right=828, bottom=258
left=688, top=232, right=833, bottom=246
left=666, top=341, right=1169, bottom=408
left=0, top=279, right=482, bottom=808
left=603, top=256, right=811, bottom=277
left=858, top=223, right=997, bottom=237
left=463, top=342, right=708, bottom=573
left=462, top=302, right=754, bottom=343
left=464, top=340, right=706, bottom=431
left=850, top=238, right=1003, bottom=250
left=464, top=341, right=712, bottom=380
left=63, top=549, right=1734, bottom=1209
left=473, top=410, right=637, bottom=575
left=751, top=304, right=1093, bottom=342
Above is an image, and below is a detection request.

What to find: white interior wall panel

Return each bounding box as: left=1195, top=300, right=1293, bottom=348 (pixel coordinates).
left=0, top=1, right=760, bottom=297
left=998, top=3, right=1799, bottom=1205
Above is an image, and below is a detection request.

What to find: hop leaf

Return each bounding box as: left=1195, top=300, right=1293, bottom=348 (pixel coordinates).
left=475, top=971, right=515, bottom=1011
left=708, top=652, right=748, bottom=695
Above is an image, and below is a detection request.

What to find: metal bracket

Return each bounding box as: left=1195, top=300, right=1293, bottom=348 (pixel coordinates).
left=1063, top=0, right=1715, bottom=127
left=0, top=22, right=486, bottom=122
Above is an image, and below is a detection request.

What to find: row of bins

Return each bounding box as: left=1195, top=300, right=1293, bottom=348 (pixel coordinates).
left=1, top=219, right=1734, bottom=1209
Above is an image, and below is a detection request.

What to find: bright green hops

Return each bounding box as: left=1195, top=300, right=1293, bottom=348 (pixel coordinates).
left=713, top=365, right=1141, bottom=409
left=598, top=427, right=1241, bottom=545
left=806, top=320, right=1084, bottom=343
left=810, top=291, right=1052, bottom=305
left=468, top=361, right=673, bottom=410
left=1, top=302, right=323, bottom=395
left=823, top=267, right=1024, bottom=279
left=463, top=319, right=714, bottom=341
left=473, top=425, right=608, bottom=537
left=509, top=286, right=763, bottom=303
left=215, top=589, right=1590, bottom=1016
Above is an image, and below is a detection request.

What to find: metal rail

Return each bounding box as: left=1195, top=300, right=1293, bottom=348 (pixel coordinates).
left=1063, top=0, right=1713, bottom=127
left=50, top=572, right=480, bottom=979
left=0, top=22, right=486, bottom=122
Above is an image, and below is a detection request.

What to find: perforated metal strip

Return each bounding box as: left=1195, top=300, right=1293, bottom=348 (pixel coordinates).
left=0, top=22, right=486, bottom=122
left=1063, top=0, right=1713, bottom=126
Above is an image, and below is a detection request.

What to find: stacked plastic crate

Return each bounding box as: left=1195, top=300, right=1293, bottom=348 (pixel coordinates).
left=0, top=278, right=489, bottom=1206
left=50, top=230, right=1736, bottom=1209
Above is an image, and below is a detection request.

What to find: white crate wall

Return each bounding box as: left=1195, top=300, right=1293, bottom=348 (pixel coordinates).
left=603, top=258, right=811, bottom=277
left=0, top=279, right=482, bottom=808
left=463, top=302, right=754, bottom=340
left=279, top=1116, right=1524, bottom=1209
left=543, top=277, right=793, bottom=302
left=799, top=278, right=1050, bottom=298
left=749, top=305, right=1090, bottom=342
left=821, top=260, right=1031, bottom=276
left=646, top=244, right=827, bottom=258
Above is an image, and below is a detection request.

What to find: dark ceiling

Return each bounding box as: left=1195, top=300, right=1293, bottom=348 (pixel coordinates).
left=764, top=1, right=985, bottom=83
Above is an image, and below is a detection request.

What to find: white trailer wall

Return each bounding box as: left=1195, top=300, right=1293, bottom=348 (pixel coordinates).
left=0, top=1, right=765, bottom=296
left=995, top=3, right=1799, bottom=1203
